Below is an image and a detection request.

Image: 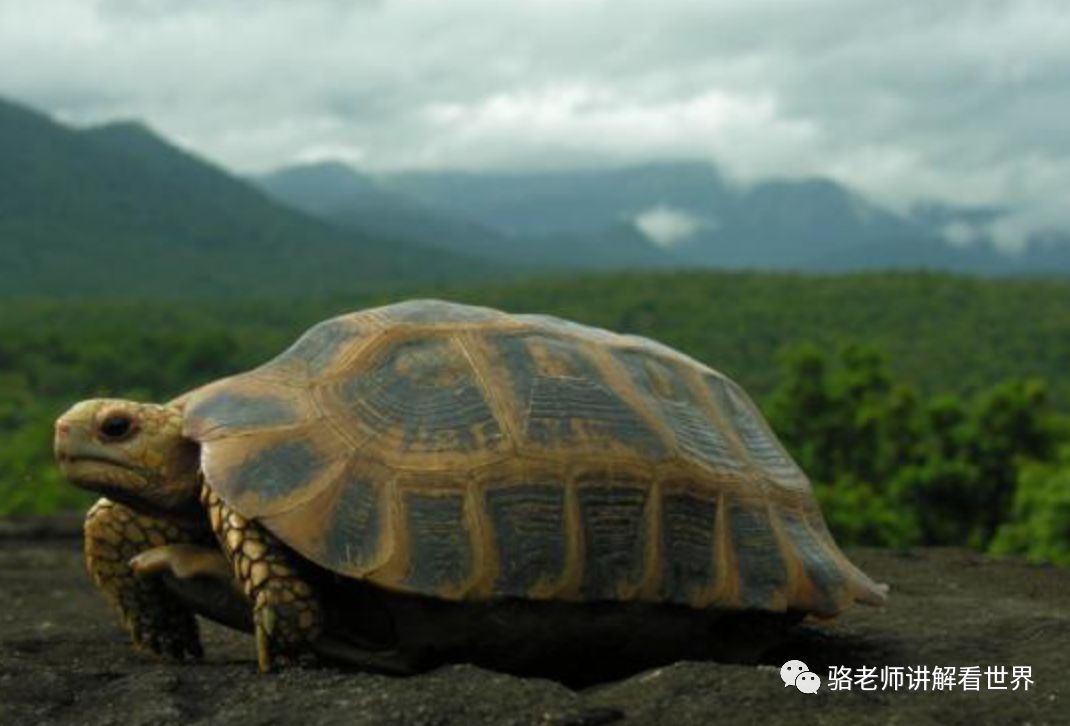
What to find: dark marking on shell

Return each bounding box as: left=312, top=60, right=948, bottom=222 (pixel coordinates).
left=780, top=510, right=844, bottom=613
left=614, top=351, right=742, bottom=471
left=185, top=391, right=298, bottom=435
left=490, top=332, right=666, bottom=458
left=485, top=483, right=567, bottom=596
left=227, top=439, right=324, bottom=504
left=660, top=491, right=718, bottom=601
left=576, top=481, right=649, bottom=598
left=341, top=337, right=504, bottom=453
left=729, top=503, right=787, bottom=609
left=403, top=491, right=472, bottom=592
left=705, top=376, right=804, bottom=484
left=322, top=472, right=382, bottom=571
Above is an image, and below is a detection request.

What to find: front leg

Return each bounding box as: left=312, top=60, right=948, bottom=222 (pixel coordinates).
left=84, top=497, right=210, bottom=660
left=201, top=486, right=323, bottom=672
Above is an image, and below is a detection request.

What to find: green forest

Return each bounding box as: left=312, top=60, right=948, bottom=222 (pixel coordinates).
left=2, top=270, right=1068, bottom=566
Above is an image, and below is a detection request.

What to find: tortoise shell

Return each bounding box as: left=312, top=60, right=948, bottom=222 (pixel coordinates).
left=181, top=299, right=886, bottom=616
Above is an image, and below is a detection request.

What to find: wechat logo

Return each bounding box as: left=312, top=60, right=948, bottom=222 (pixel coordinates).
left=780, top=660, right=821, bottom=694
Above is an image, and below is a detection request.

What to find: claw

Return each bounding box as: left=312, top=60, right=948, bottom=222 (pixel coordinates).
left=129, top=548, right=173, bottom=578
left=256, top=621, right=273, bottom=673
left=130, top=544, right=232, bottom=581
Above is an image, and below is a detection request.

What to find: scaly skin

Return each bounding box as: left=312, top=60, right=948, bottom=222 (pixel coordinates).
left=201, top=486, right=323, bottom=672
left=84, top=497, right=212, bottom=660
left=59, top=398, right=323, bottom=671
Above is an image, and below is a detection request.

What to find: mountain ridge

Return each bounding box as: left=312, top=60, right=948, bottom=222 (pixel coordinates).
left=257, top=158, right=1070, bottom=275
left=5, top=92, right=1069, bottom=297
left=0, top=97, right=491, bottom=298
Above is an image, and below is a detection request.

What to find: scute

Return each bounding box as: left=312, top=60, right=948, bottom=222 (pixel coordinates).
left=320, top=469, right=384, bottom=572
left=728, top=503, right=788, bottom=610
left=368, top=298, right=507, bottom=326
left=264, top=314, right=374, bottom=378
left=659, top=489, right=719, bottom=603
left=401, top=490, right=473, bottom=593
left=576, top=478, right=649, bottom=599
left=226, top=438, right=323, bottom=504
left=333, top=335, right=505, bottom=458
left=779, top=510, right=844, bottom=615
left=180, top=299, right=886, bottom=616
left=485, top=483, right=567, bottom=597
left=613, top=349, right=743, bottom=471
left=487, top=331, right=669, bottom=460
left=704, top=375, right=808, bottom=489
left=184, top=390, right=299, bottom=441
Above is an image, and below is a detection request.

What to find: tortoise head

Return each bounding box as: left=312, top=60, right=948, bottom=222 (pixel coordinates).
left=55, top=399, right=201, bottom=515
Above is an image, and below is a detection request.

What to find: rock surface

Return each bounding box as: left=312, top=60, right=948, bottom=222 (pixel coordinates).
left=1, top=520, right=1066, bottom=725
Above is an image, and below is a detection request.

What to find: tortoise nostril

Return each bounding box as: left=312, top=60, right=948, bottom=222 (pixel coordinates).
left=55, top=422, right=70, bottom=437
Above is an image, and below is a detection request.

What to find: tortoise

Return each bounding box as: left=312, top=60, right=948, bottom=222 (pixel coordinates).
left=54, top=299, right=887, bottom=674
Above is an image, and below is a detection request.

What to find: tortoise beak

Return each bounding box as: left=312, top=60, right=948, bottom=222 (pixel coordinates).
left=54, top=415, right=89, bottom=463
left=54, top=406, right=133, bottom=476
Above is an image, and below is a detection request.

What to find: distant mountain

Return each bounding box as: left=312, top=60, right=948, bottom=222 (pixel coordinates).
left=253, top=162, right=512, bottom=264
left=383, top=162, right=730, bottom=238
left=8, top=87, right=1061, bottom=294
left=517, top=223, right=675, bottom=269
left=0, top=98, right=488, bottom=298
left=254, top=162, right=680, bottom=270
left=376, top=163, right=954, bottom=270
left=1019, top=231, right=1070, bottom=273
left=675, top=178, right=928, bottom=268
left=256, top=155, right=1070, bottom=275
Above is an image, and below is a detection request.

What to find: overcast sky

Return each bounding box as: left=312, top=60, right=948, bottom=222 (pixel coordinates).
left=1, top=0, right=1067, bottom=247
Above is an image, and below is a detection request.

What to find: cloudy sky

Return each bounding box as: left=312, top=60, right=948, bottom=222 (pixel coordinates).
left=1, top=0, right=1067, bottom=247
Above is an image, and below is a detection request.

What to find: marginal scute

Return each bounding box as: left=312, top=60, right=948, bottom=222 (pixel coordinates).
left=224, top=438, right=327, bottom=506
left=321, top=470, right=383, bottom=572
left=485, top=483, right=567, bottom=597
left=779, top=510, right=845, bottom=614
left=728, top=502, right=787, bottom=610
left=659, top=489, right=719, bottom=603
left=402, top=490, right=473, bottom=593
left=576, top=478, right=650, bottom=599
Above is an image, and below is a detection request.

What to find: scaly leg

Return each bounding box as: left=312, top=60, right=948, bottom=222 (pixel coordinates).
left=84, top=497, right=210, bottom=659
left=131, top=544, right=254, bottom=634
left=201, top=486, right=323, bottom=672
left=132, top=544, right=421, bottom=674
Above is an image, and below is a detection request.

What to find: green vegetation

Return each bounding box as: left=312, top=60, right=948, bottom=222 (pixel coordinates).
left=2, top=270, right=1068, bottom=565
left=989, top=447, right=1070, bottom=566
left=0, top=98, right=491, bottom=298
left=767, top=343, right=1065, bottom=561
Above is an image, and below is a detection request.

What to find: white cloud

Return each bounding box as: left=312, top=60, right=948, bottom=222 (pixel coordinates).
left=1, top=0, right=1068, bottom=247
left=634, top=205, right=709, bottom=248
left=942, top=221, right=978, bottom=248
left=420, top=84, right=817, bottom=173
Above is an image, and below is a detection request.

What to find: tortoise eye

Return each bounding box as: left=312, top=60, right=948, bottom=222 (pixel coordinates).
left=99, top=413, right=136, bottom=442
